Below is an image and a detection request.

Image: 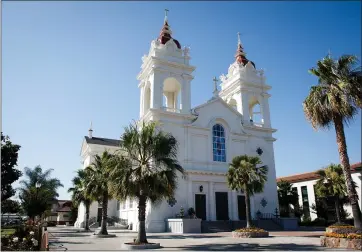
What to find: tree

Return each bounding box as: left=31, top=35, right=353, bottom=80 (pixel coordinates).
left=19, top=166, right=63, bottom=220
left=110, top=121, right=184, bottom=244
left=85, top=151, right=118, bottom=235
left=227, top=155, right=268, bottom=228
left=1, top=133, right=22, bottom=202
left=68, top=169, right=93, bottom=231
left=303, top=54, right=362, bottom=229
left=315, top=164, right=350, bottom=223
left=277, top=180, right=299, bottom=217
left=1, top=199, right=21, bottom=214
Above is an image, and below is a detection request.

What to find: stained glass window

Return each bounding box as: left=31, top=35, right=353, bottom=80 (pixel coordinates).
left=212, top=124, right=226, bottom=162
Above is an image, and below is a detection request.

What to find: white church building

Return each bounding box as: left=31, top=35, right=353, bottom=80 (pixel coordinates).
left=75, top=13, right=279, bottom=232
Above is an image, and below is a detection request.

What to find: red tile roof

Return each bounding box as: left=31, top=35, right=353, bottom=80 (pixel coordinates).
left=276, top=162, right=361, bottom=183
left=55, top=200, right=72, bottom=212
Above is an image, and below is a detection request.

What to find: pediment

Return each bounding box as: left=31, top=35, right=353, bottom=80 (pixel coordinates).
left=191, top=97, right=247, bottom=134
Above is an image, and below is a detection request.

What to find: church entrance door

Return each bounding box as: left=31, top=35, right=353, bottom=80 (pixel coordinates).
left=215, top=192, right=229, bottom=220
left=237, top=195, right=246, bottom=220
left=195, top=194, right=206, bottom=220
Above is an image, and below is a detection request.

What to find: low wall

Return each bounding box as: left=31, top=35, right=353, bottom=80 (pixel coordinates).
left=166, top=219, right=201, bottom=234
left=280, top=218, right=299, bottom=231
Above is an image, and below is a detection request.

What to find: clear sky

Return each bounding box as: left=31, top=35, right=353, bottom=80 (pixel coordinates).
left=3, top=1, right=361, bottom=200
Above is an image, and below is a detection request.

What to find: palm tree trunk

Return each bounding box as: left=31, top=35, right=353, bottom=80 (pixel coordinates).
left=244, top=185, right=253, bottom=228
left=334, top=116, right=362, bottom=229
left=85, top=202, right=90, bottom=231
left=99, top=192, right=108, bottom=235
left=136, top=194, right=148, bottom=244
left=334, top=197, right=342, bottom=223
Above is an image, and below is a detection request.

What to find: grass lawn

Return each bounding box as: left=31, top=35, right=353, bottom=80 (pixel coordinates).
left=1, top=228, right=16, bottom=237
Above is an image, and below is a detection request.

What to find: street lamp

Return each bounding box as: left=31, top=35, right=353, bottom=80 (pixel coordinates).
left=35, top=182, right=41, bottom=189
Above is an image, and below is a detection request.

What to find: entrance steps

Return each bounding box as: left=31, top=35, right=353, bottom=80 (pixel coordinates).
left=201, top=220, right=283, bottom=233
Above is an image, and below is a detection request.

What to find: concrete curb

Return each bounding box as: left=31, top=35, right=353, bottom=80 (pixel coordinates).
left=121, top=242, right=161, bottom=250
left=93, top=234, right=117, bottom=238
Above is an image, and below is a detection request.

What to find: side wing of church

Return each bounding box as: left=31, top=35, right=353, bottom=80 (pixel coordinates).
left=74, top=13, right=279, bottom=232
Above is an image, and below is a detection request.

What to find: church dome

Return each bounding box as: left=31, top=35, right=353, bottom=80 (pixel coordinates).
left=157, top=13, right=181, bottom=49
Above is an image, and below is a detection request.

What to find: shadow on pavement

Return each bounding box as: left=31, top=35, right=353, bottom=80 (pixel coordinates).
left=148, top=235, right=222, bottom=239
left=167, top=242, right=325, bottom=251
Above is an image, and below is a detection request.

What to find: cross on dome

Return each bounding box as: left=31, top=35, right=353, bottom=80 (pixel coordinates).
left=158, top=9, right=181, bottom=49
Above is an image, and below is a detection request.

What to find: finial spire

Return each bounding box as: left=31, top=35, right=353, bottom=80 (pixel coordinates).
left=88, top=121, right=93, bottom=138
left=213, top=76, right=219, bottom=97
left=157, top=8, right=181, bottom=49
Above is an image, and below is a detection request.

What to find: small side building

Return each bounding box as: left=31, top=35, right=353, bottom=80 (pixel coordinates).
left=276, top=162, right=361, bottom=221
left=46, top=200, right=73, bottom=225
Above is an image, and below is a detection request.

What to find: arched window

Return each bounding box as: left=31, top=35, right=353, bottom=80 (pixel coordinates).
left=212, top=124, right=226, bottom=162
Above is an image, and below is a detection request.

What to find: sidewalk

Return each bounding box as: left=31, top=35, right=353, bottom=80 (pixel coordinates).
left=47, top=226, right=332, bottom=251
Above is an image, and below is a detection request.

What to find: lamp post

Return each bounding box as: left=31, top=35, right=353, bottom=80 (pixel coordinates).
left=35, top=182, right=42, bottom=222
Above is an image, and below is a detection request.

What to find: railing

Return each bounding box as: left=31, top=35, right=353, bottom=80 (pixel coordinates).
left=88, top=217, right=97, bottom=227
left=255, top=212, right=282, bottom=228
left=106, top=216, right=128, bottom=226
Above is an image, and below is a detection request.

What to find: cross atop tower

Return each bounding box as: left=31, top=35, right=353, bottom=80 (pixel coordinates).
left=88, top=121, right=93, bottom=138
left=213, top=76, right=219, bottom=97
left=164, top=9, right=169, bottom=23
left=237, top=32, right=241, bottom=46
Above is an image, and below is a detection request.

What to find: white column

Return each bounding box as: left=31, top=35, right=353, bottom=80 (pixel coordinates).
left=150, top=72, right=163, bottom=110
left=261, top=95, right=271, bottom=128
left=297, top=186, right=303, bottom=209
left=181, top=79, right=191, bottom=114
left=307, top=184, right=317, bottom=220
left=139, top=85, right=144, bottom=117
left=209, top=182, right=215, bottom=220
left=241, top=92, right=250, bottom=124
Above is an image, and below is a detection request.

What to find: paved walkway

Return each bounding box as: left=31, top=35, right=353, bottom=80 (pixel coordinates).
left=47, top=227, right=346, bottom=251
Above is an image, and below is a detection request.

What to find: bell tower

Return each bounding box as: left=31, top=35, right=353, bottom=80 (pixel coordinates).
left=137, top=10, right=196, bottom=120
left=218, top=33, right=272, bottom=128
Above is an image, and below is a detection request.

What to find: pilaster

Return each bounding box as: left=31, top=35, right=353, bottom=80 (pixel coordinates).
left=232, top=191, right=238, bottom=220
left=209, top=182, right=215, bottom=220
left=188, top=178, right=193, bottom=209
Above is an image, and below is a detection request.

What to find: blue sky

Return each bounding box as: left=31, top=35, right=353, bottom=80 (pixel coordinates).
left=3, top=1, right=361, bottom=199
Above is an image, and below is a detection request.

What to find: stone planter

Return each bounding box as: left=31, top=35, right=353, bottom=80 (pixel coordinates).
left=166, top=218, right=201, bottom=233
left=321, top=236, right=362, bottom=250
left=326, top=227, right=354, bottom=233
left=232, top=231, right=269, bottom=238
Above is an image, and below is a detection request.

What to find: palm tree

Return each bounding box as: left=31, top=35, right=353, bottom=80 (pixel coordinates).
left=303, top=54, right=362, bottom=228
left=68, top=169, right=93, bottom=231
left=19, top=165, right=63, bottom=220
left=315, top=164, right=350, bottom=223
left=227, top=155, right=268, bottom=228
left=85, top=151, right=117, bottom=235
left=110, top=121, right=184, bottom=244
left=277, top=180, right=299, bottom=217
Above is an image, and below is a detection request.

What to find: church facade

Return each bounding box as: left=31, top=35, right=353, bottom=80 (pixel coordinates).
left=75, top=14, right=279, bottom=232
